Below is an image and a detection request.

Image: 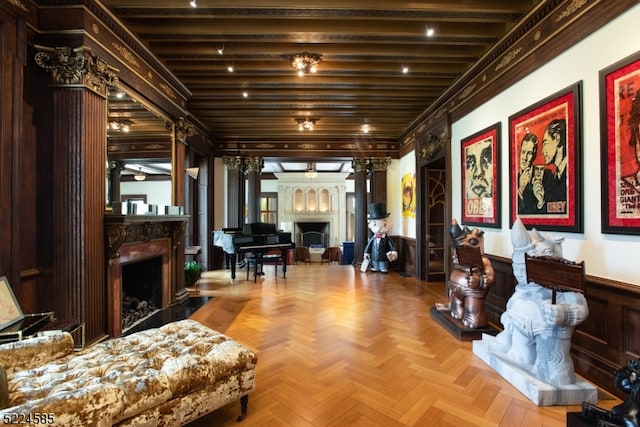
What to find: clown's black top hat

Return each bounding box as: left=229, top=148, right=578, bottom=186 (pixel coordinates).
left=368, top=203, right=390, bottom=219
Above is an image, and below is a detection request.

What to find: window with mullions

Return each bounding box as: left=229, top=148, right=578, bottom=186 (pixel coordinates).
left=260, top=193, right=277, bottom=224
left=346, top=193, right=355, bottom=241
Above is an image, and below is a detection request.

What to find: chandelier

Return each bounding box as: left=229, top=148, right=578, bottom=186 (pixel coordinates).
left=290, top=52, right=322, bottom=76
left=304, top=163, right=317, bottom=179
left=296, top=118, right=316, bottom=131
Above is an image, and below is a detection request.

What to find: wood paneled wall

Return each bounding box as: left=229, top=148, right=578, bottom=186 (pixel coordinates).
left=394, top=236, right=417, bottom=278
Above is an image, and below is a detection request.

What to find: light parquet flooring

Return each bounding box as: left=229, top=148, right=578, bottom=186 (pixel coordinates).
left=186, top=263, right=618, bottom=426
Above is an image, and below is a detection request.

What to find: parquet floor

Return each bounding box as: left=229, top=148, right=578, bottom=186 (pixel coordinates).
left=186, top=263, right=618, bottom=426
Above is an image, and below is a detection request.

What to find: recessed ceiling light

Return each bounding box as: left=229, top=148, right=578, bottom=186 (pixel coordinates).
left=227, top=65, right=234, bottom=73
left=242, top=91, right=249, bottom=98
left=426, top=26, right=435, bottom=37
left=362, top=124, right=370, bottom=134
left=402, top=66, right=409, bottom=74
left=190, top=0, right=197, bottom=7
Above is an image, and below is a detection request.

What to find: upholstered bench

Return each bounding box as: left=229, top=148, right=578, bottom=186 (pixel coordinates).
left=0, top=319, right=257, bottom=426
left=245, top=252, right=283, bottom=282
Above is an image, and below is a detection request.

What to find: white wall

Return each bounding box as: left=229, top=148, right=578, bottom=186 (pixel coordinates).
left=121, top=180, right=171, bottom=206
left=387, top=154, right=417, bottom=239
left=451, top=4, right=640, bottom=284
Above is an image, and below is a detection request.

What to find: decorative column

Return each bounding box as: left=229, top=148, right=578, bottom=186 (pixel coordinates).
left=369, top=157, right=391, bottom=205
left=352, top=158, right=371, bottom=267
left=171, top=117, right=193, bottom=210
left=223, top=156, right=246, bottom=228
left=108, top=160, right=124, bottom=207
left=35, top=45, right=118, bottom=343
left=244, top=157, right=263, bottom=223
left=169, top=116, right=193, bottom=304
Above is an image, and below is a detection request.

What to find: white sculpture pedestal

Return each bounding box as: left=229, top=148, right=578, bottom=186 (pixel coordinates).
left=473, top=334, right=598, bottom=406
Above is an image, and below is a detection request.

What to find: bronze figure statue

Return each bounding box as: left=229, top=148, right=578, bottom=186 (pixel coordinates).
left=436, top=219, right=495, bottom=329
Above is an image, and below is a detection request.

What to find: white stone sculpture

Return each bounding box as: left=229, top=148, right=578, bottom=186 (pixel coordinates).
left=472, top=217, right=596, bottom=405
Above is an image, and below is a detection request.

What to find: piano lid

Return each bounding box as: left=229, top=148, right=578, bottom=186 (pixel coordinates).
left=213, top=224, right=292, bottom=253
left=242, top=222, right=278, bottom=235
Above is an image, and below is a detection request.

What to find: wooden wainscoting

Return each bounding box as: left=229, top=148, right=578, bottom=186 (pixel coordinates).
left=394, top=236, right=416, bottom=277
left=573, top=277, right=640, bottom=399
left=486, top=255, right=640, bottom=399
left=484, top=255, right=515, bottom=328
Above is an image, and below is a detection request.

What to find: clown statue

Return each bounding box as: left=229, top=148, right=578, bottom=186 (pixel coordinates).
left=363, top=203, right=398, bottom=273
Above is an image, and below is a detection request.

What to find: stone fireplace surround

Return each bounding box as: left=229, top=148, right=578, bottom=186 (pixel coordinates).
left=105, top=215, right=189, bottom=337
left=296, top=222, right=329, bottom=247
left=275, top=172, right=349, bottom=248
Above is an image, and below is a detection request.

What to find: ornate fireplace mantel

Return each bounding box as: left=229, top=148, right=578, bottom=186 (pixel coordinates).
left=105, top=214, right=189, bottom=259
left=104, top=214, right=189, bottom=337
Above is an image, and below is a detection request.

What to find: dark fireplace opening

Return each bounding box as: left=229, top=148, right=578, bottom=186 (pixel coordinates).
left=121, top=256, right=162, bottom=331
left=295, top=222, right=329, bottom=247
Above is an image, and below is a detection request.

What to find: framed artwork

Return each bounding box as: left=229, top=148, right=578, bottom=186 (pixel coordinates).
left=600, top=51, right=640, bottom=235
left=461, top=122, right=501, bottom=227
left=402, top=172, right=416, bottom=218
left=508, top=82, right=582, bottom=232
left=0, top=276, right=23, bottom=330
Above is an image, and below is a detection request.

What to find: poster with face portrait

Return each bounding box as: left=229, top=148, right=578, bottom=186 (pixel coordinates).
left=401, top=172, right=416, bottom=218
left=508, top=82, right=582, bottom=232
left=600, top=51, right=640, bottom=234
left=461, top=122, right=501, bottom=228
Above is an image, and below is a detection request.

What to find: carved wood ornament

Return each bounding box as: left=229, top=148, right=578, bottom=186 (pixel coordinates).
left=34, top=45, right=119, bottom=96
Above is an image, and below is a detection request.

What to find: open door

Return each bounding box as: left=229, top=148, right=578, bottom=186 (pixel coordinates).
left=416, top=125, right=450, bottom=283
left=424, top=163, right=446, bottom=281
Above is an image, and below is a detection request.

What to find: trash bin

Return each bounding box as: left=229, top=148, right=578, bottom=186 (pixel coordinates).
left=342, top=241, right=354, bottom=265
left=286, top=248, right=295, bottom=265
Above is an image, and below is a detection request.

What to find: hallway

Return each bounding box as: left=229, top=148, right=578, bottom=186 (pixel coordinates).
left=186, top=264, right=616, bottom=426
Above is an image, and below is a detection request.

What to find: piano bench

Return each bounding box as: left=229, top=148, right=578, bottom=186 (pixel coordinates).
left=246, top=254, right=282, bottom=282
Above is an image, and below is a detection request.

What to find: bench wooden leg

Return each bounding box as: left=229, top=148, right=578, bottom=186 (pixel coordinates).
left=237, top=394, right=249, bottom=422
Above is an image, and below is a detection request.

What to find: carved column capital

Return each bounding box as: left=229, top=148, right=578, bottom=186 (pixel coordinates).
left=169, top=117, right=194, bottom=144
left=351, top=158, right=371, bottom=174
left=244, top=157, right=264, bottom=173
left=34, top=45, right=119, bottom=96
left=223, top=156, right=244, bottom=171
left=370, top=157, right=392, bottom=172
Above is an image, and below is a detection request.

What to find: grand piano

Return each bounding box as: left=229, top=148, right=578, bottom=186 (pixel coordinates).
left=212, top=223, right=295, bottom=280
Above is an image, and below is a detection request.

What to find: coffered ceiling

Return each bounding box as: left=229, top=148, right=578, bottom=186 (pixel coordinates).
left=101, top=0, right=539, bottom=146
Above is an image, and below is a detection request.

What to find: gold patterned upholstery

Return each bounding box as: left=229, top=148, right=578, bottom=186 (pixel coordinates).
left=0, top=320, right=257, bottom=426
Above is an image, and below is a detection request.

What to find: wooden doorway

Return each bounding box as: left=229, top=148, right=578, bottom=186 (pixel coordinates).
left=416, top=127, right=450, bottom=283
left=423, top=159, right=446, bottom=281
